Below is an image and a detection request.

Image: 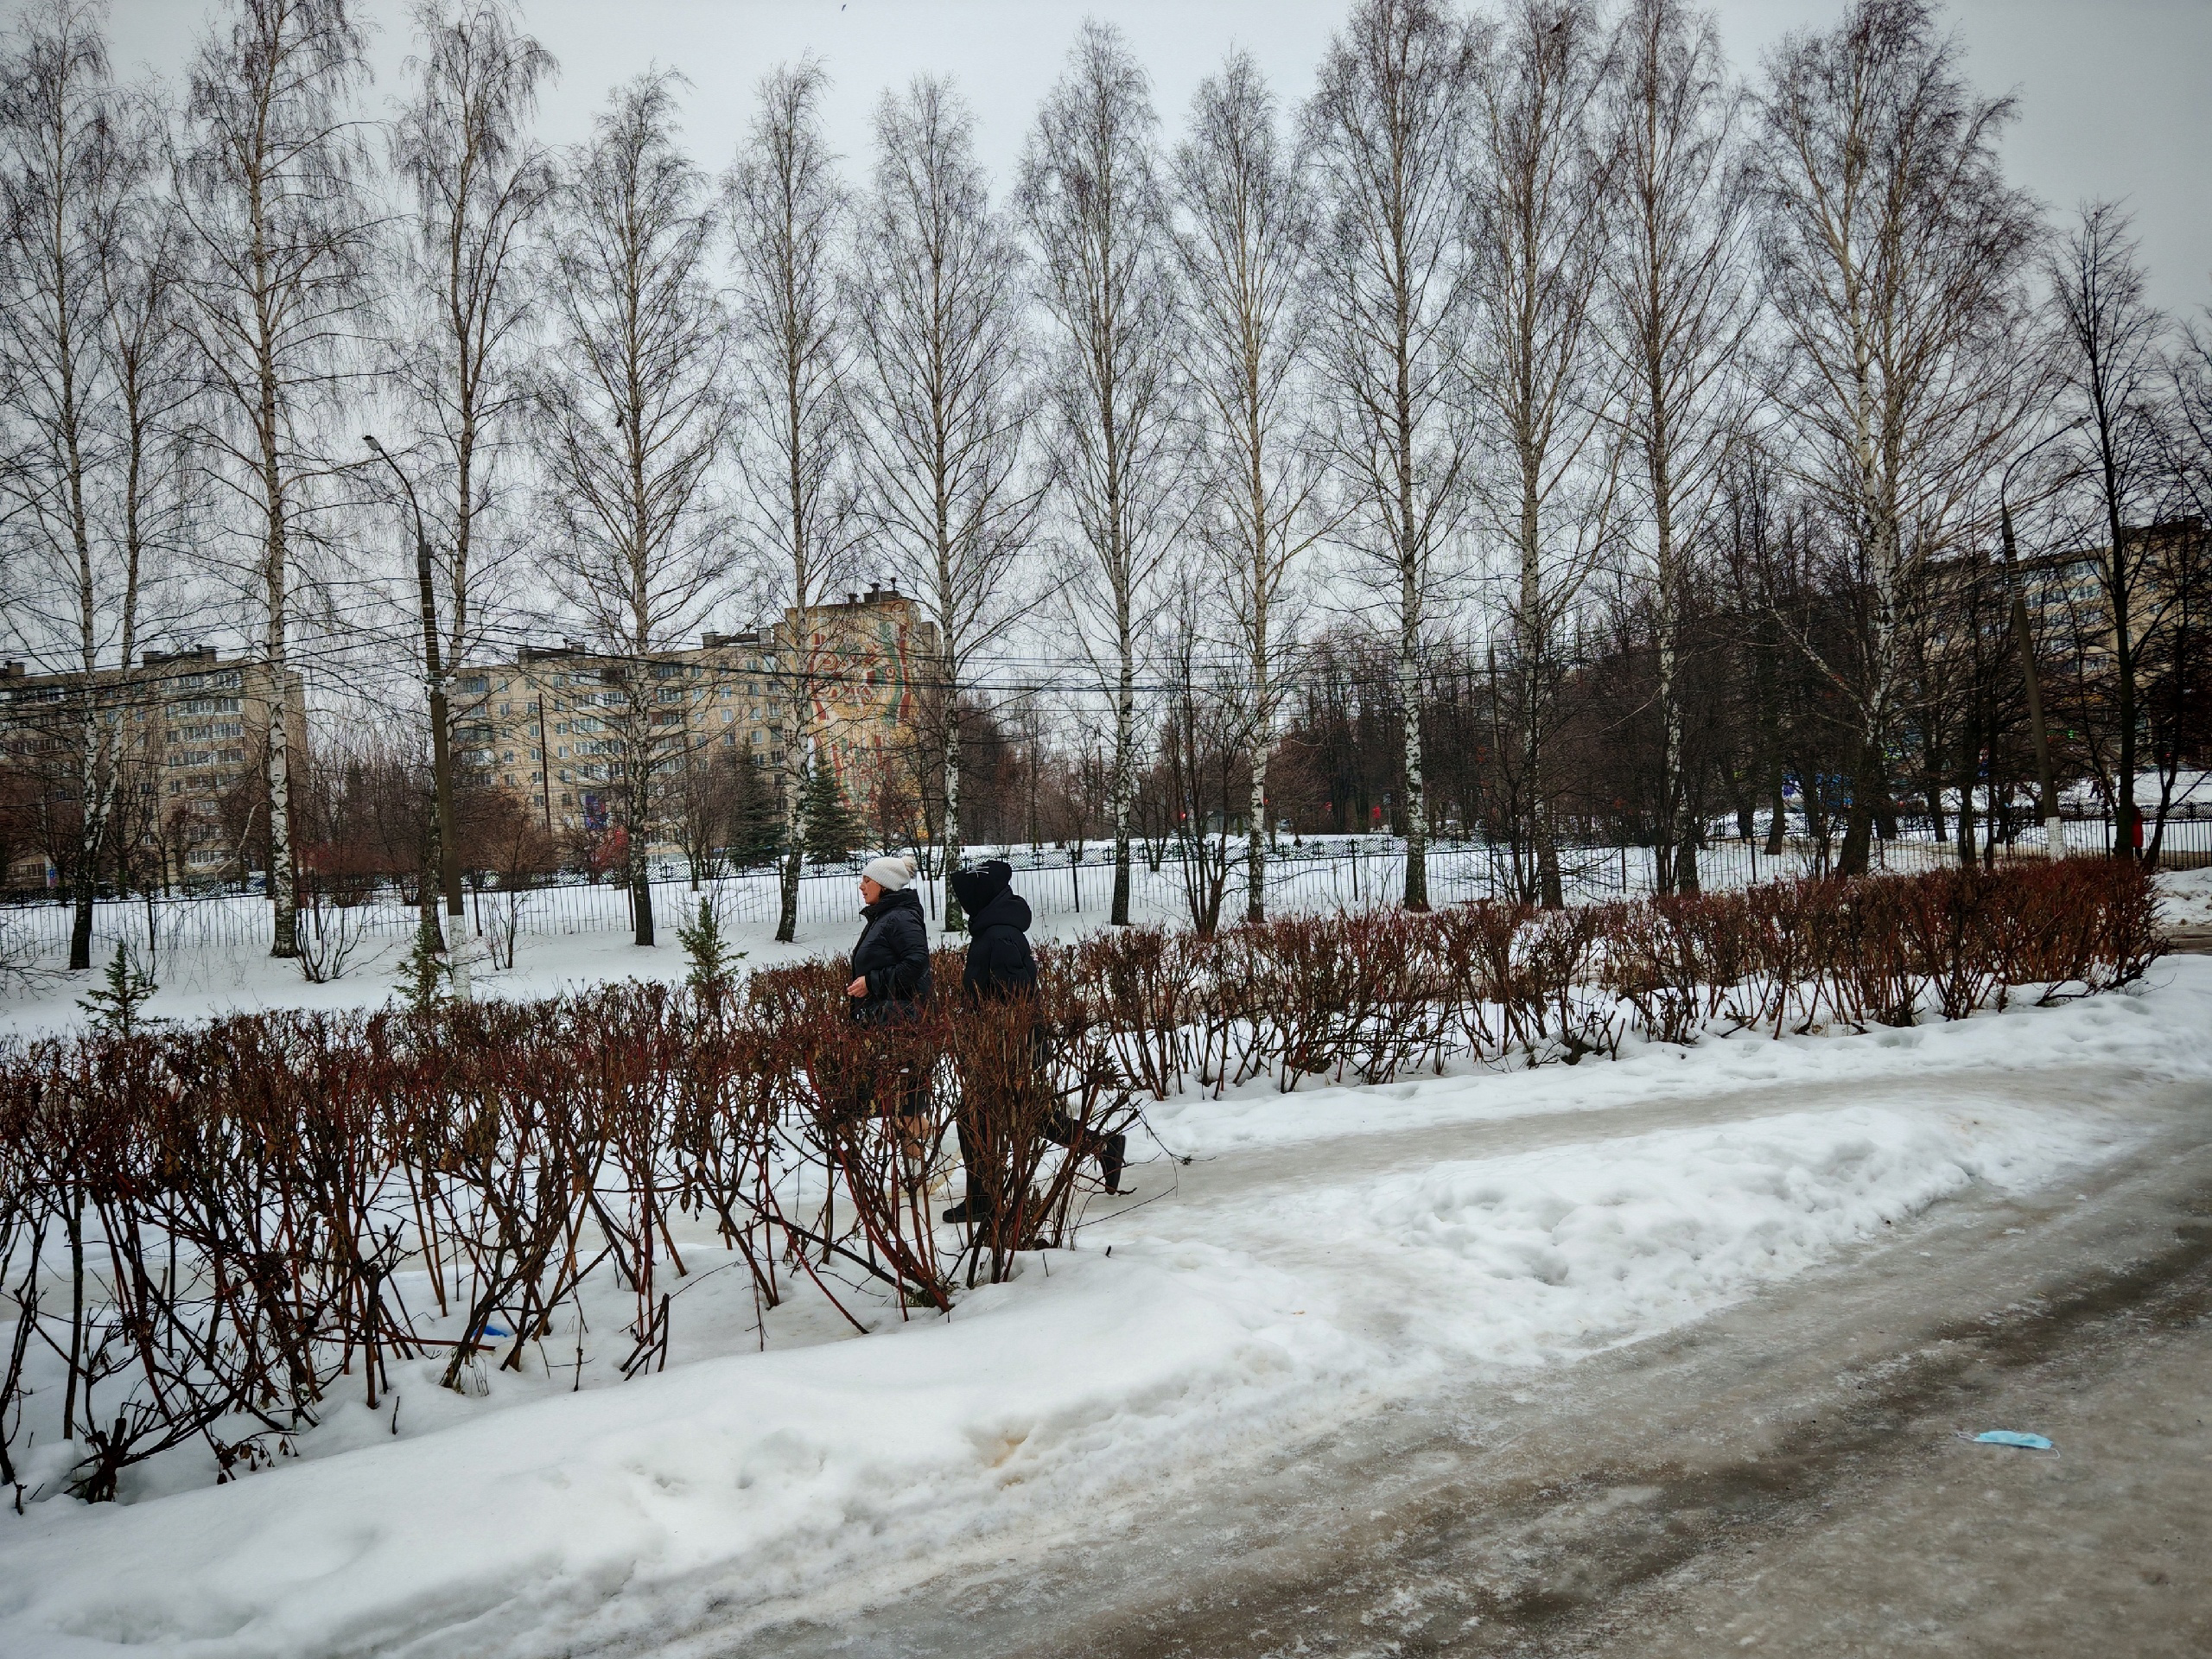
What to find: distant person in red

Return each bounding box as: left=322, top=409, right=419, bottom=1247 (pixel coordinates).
left=941, top=859, right=1126, bottom=1224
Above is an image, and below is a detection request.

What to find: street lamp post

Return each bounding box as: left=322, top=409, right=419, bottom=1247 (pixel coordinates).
left=365, top=435, right=464, bottom=923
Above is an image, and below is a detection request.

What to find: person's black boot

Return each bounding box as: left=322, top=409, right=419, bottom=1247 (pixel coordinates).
left=1097, top=1133, right=1128, bottom=1195
left=942, top=1192, right=994, bottom=1225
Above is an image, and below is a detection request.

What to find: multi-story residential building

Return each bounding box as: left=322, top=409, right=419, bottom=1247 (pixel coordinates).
left=2010, top=519, right=2203, bottom=656
left=0, top=645, right=306, bottom=890
left=450, top=585, right=940, bottom=841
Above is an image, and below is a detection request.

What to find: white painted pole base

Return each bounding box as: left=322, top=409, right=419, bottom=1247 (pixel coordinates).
left=2045, top=817, right=2066, bottom=858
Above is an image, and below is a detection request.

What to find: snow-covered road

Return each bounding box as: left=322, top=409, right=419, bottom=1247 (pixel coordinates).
left=2, top=958, right=2209, bottom=1658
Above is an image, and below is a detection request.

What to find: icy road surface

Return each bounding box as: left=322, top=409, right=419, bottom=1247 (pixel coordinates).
left=1, top=958, right=2209, bottom=1658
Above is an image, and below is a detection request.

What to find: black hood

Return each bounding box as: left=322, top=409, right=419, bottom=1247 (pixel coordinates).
left=950, top=860, right=1011, bottom=917
left=861, top=885, right=925, bottom=922
left=968, top=887, right=1032, bottom=935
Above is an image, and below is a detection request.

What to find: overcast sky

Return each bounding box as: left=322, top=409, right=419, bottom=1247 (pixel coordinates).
left=98, top=0, right=2210, bottom=315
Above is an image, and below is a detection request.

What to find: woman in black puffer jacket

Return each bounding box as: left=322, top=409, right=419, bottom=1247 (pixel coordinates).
left=846, top=854, right=932, bottom=1022
left=842, top=855, right=933, bottom=1147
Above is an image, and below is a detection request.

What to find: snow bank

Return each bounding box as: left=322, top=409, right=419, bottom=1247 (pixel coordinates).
left=1122, top=1103, right=2120, bottom=1370
left=2160, top=864, right=2212, bottom=930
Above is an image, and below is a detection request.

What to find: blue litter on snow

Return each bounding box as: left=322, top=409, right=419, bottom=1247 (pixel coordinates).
left=1974, top=1430, right=2053, bottom=1450
left=480, top=1325, right=512, bottom=1339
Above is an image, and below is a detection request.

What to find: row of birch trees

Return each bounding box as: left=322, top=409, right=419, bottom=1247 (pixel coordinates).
left=3, top=0, right=2204, bottom=964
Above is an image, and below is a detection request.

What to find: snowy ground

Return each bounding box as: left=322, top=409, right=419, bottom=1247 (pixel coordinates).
left=2, top=944, right=2209, bottom=1657
left=2159, top=861, right=2212, bottom=931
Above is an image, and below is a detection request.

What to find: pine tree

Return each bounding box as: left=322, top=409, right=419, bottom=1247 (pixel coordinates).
left=801, top=763, right=861, bottom=864
left=728, top=749, right=785, bottom=868
left=677, top=897, right=744, bottom=1003
left=78, top=944, right=158, bottom=1035
left=397, top=915, right=448, bottom=1013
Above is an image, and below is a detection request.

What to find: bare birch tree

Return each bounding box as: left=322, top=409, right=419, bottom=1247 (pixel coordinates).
left=1751, top=0, right=2039, bottom=874
left=852, top=75, right=1039, bottom=934
left=537, top=71, right=731, bottom=947
left=387, top=0, right=555, bottom=917
left=1307, top=0, right=1477, bottom=912
left=1465, top=0, right=1618, bottom=911
left=1172, top=51, right=1326, bottom=923
left=176, top=0, right=373, bottom=958
left=0, top=0, right=130, bottom=969
left=726, top=59, right=855, bottom=944
left=1598, top=0, right=1754, bottom=893
left=2044, top=204, right=2171, bottom=864
left=1018, top=21, right=1179, bottom=928
left=95, top=91, right=196, bottom=896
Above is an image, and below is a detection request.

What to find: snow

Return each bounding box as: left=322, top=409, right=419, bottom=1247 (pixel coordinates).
left=3, top=955, right=2206, bottom=1658
left=2159, top=862, right=2212, bottom=930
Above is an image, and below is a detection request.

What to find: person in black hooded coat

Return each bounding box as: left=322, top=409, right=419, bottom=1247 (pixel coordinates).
left=942, top=859, right=1125, bottom=1224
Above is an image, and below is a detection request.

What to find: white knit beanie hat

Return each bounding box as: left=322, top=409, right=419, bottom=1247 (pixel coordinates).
left=861, top=854, right=918, bottom=891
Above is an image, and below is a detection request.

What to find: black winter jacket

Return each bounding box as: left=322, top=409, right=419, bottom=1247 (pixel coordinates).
left=951, top=863, right=1036, bottom=1002
left=849, top=887, right=932, bottom=1022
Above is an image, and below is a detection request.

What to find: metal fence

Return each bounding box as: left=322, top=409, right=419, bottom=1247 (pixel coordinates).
left=4, top=817, right=2207, bottom=973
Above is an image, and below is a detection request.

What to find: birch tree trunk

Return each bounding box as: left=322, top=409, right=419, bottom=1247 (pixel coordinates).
left=1171, top=51, right=1322, bottom=925
left=1309, top=0, right=1478, bottom=913
left=1019, top=22, right=1179, bottom=929
left=538, top=72, right=733, bottom=948
left=179, top=0, right=373, bottom=961
left=853, top=77, right=1038, bottom=935
left=0, top=3, right=130, bottom=969
left=1599, top=0, right=1752, bottom=896
left=1752, top=1, right=2039, bottom=880
left=729, top=62, right=855, bottom=944
left=1467, top=1, right=1614, bottom=912
left=391, top=0, right=555, bottom=923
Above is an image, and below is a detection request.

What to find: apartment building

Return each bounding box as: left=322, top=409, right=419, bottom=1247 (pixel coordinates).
left=0, top=645, right=306, bottom=889
left=451, top=585, right=940, bottom=839
left=2018, top=519, right=2205, bottom=660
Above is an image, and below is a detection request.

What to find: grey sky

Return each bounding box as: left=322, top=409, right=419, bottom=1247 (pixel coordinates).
left=99, top=0, right=2211, bottom=314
